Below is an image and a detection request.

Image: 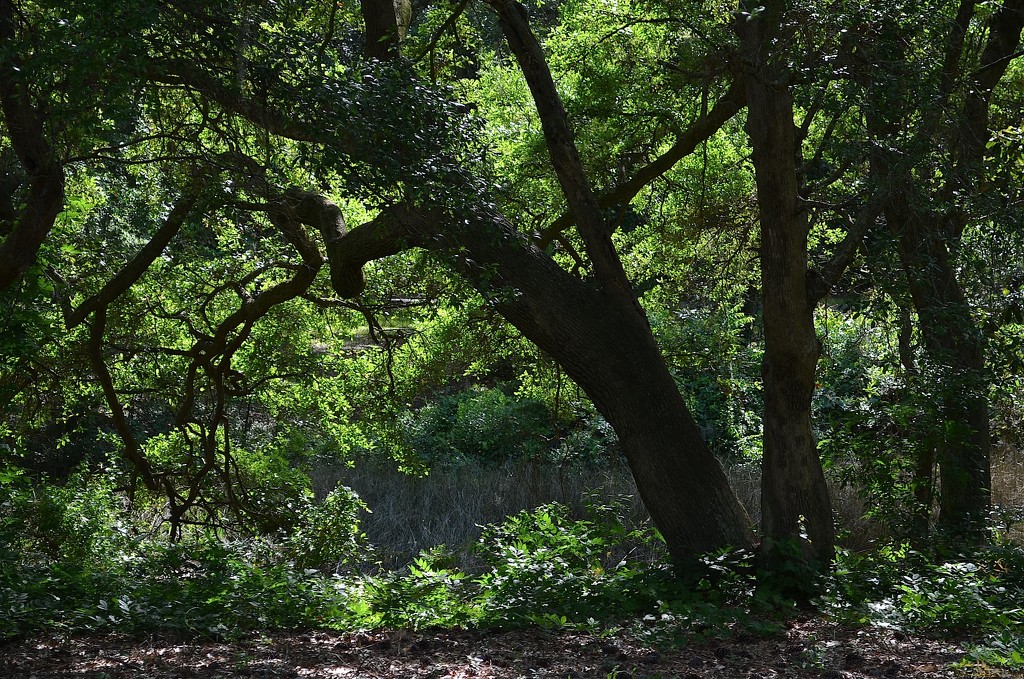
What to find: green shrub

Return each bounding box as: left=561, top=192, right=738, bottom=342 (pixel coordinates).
left=0, top=463, right=123, bottom=566
left=823, top=542, right=1024, bottom=640
left=0, top=536, right=352, bottom=640
left=473, top=501, right=666, bottom=626
left=402, top=386, right=555, bottom=465
left=962, top=630, right=1024, bottom=672
left=400, top=385, right=626, bottom=467
left=354, top=546, right=476, bottom=629
left=0, top=465, right=368, bottom=639
left=894, top=562, right=1007, bottom=634
left=223, top=443, right=316, bottom=535
left=288, top=484, right=369, bottom=572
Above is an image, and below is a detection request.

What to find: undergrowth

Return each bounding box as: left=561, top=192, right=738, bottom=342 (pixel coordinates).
left=0, top=465, right=780, bottom=643
left=2, top=463, right=1023, bottom=676
left=820, top=540, right=1024, bottom=672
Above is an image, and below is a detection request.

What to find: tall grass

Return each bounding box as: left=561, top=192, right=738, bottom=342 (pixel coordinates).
left=311, top=458, right=652, bottom=567
left=992, top=444, right=1024, bottom=541
left=310, top=456, right=893, bottom=567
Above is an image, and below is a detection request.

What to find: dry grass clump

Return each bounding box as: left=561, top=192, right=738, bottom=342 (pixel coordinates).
left=723, top=462, right=884, bottom=551
left=311, top=458, right=651, bottom=568
left=311, top=454, right=907, bottom=566
left=992, top=443, right=1024, bottom=541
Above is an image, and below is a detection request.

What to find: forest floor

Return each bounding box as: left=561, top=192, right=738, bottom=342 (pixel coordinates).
left=0, top=616, right=1012, bottom=679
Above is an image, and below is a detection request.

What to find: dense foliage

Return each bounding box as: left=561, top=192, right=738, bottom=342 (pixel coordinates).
left=1, top=0, right=1022, bottom=673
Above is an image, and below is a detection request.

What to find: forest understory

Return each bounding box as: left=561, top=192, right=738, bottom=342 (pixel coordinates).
left=4, top=0, right=1024, bottom=676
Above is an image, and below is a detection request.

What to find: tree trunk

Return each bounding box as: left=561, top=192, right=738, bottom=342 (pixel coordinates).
left=555, top=298, right=760, bottom=559
left=360, top=0, right=401, bottom=60
left=169, top=0, right=758, bottom=560
left=864, top=0, right=1024, bottom=540
left=0, top=0, right=65, bottom=293
left=896, top=302, right=937, bottom=540
left=889, top=197, right=991, bottom=538
left=740, top=0, right=835, bottom=569
left=479, top=0, right=756, bottom=558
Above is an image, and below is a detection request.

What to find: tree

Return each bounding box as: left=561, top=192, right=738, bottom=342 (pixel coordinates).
left=738, top=0, right=834, bottom=567
left=0, top=0, right=64, bottom=292
left=735, top=0, right=1023, bottom=552
left=12, top=0, right=1014, bottom=564
left=325, top=0, right=758, bottom=559
left=0, top=0, right=761, bottom=560
left=858, top=0, right=1024, bottom=538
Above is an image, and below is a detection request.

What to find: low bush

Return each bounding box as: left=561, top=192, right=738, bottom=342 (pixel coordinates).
left=0, top=464, right=362, bottom=640
left=473, top=500, right=663, bottom=626
left=822, top=541, right=1024, bottom=673
left=399, top=385, right=620, bottom=467
left=4, top=456, right=1021, bottom=679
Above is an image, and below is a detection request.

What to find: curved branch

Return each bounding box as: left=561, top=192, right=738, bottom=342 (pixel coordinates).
left=87, top=308, right=159, bottom=491
left=148, top=59, right=359, bottom=152
left=322, top=202, right=416, bottom=297
left=68, top=183, right=205, bottom=327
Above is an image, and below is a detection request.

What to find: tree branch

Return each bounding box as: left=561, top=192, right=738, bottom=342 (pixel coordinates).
left=808, top=183, right=891, bottom=303
left=956, top=0, right=1024, bottom=171
left=87, top=308, right=159, bottom=491
left=68, top=183, right=205, bottom=327
left=412, top=0, right=469, bottom=63
left=361, top=0, right=402, bottom=60
left=536, top=78, right=745, bottom=248
left=938, top=1, right=978, bottom=107
left=148, top=58, right=360, bottom=153
left=485, top=0, right=635, bottom=302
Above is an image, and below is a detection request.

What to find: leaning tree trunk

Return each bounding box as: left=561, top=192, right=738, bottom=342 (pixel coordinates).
left=330, top=203, right=758, bottom=560
left=740, top=0, right=835, bottom=569
left=535, top=279, right=760, bottom=559
left=483, top=0, right=757, bottom=559
left=537, top=287, right=760, bottom=559
left=147, top=0, right=760, bottom=561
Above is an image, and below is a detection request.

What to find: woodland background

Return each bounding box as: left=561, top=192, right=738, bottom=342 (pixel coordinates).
left=1, top=0, right=1023, bottom=675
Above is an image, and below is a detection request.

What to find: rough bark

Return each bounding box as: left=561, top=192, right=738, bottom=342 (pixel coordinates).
left=740, top=0, right=834, bottom=568
left=0, top=0, right=65, bottom=293
left=360, top=0, right=401, bottom=60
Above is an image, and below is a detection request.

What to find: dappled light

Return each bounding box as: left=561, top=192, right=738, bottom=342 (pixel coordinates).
left=1, top=0, right=1023, bottom=676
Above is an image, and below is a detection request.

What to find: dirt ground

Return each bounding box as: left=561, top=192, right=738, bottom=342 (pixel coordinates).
left=1, top=617, right=1013, bottom=678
